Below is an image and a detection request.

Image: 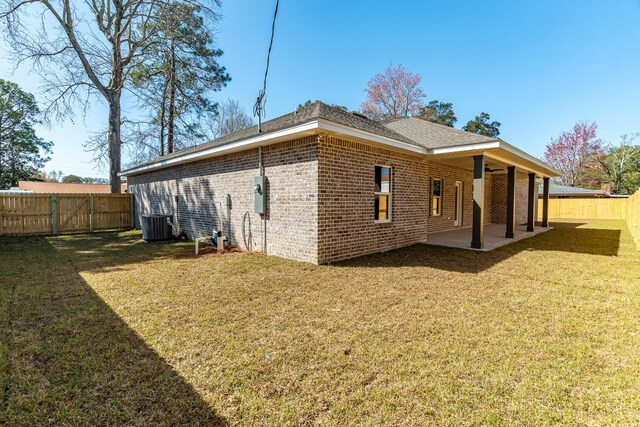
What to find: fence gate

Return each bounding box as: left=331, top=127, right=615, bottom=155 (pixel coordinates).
left=55, top=194, right=91, bottom=233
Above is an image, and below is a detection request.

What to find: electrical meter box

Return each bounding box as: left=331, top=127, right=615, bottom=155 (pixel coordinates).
left=254, top=175, right=266, bottom=214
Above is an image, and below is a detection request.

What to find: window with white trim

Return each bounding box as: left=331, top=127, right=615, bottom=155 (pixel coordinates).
left=374, top=166, right=391, bottom=222
left=432, top=178, right=442, bottom=216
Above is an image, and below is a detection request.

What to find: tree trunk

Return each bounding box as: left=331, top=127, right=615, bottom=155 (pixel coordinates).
left=159, top=94, right=166, bottom=157
left=167, top=37, right=176, bottom=154
left=108, top=94, right=122, bottom=193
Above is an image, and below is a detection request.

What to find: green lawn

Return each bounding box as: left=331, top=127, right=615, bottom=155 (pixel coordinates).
left=1, top=220, right=639, bottom=426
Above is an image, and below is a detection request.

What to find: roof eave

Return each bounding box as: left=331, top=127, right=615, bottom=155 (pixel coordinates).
left=119, top=116, right=560, bottom=179
left=119, top=120, right=321, bottom=177
left=119, top=119, right=427, bottom=177
left=428, top=140, right=562, bottom=178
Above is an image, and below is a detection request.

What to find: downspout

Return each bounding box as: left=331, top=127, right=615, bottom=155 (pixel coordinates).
left=226, top=193, right=231, bottom=240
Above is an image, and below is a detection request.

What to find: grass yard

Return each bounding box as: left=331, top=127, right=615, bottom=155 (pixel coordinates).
left=1, top=220, right=639, bottom=426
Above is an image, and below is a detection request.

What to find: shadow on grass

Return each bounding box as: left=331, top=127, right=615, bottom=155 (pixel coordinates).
left=336, top=222, right=622, bottom=273
left=0, top=232, right=226, bottom=426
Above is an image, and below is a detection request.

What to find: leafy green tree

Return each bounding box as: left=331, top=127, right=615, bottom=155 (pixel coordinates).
left=0, top=79, right=52, bottom=189
left=416, top=100, right=457, bottom=127
left=463, top=112, right=501, bottom=137
left=82, top=177, right=109, bottom=184
left=62, top=174, right=84, bottom=184
left=603, top=133, right=640, bottom=194
left=131, top=2, right=229, bottom=158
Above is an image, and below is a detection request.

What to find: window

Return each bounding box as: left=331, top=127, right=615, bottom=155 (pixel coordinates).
left=432, top=178, right=442, bottom=216
left=375, top=166, right=391, bottom=222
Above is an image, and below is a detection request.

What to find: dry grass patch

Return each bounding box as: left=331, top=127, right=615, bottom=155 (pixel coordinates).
left=1, top=220, right=639, bottom=425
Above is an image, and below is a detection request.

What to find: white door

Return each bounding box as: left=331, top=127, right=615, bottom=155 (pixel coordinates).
left=454, top=181, right=463, bottom=226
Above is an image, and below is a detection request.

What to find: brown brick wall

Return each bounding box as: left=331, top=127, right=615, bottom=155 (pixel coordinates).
left=425, top=161, right=492, bottom=234
left=315, top=138, right=496, bottom=263
left=491, top=173, right=536, bottom=225
left=317, top=136, right=430, bottom=264
left=128, top=136, right=319, bottom=264
left=492, top=174, right=507, bottom=224
left=129, top=133, right=531, bottom=265
left=516, top=178, right=532, bottom=224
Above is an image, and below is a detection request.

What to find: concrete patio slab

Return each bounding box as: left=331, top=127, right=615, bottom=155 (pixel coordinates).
left=424, top=223, right=553, bottom=251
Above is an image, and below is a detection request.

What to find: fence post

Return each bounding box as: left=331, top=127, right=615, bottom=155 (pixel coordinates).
left=89, top=194, right=94, bottom=232
left=130, top=194, right=135, bottom=229
left=51, top=194, right=57, bottom=235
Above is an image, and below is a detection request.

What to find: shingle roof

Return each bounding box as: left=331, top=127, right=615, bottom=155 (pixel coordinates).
left=130, top=101, right=418, bottom=169
left=382, top=116, right=500, bottom=149
left=538, top=183, right=604, bottom=195
left=125, top=101, right=557, bottom=176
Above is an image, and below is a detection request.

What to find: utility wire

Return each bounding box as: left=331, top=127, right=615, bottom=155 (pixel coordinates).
left=253, top=0, right=280, bottom=133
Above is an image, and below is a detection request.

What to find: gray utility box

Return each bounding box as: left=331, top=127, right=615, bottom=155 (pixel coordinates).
left=254, top=175, right=266, bottom=214
left=141, top=214, right=172, bottom=242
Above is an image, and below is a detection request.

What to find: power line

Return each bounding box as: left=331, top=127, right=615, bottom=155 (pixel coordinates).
left=253, top=0, right=280, bottom=133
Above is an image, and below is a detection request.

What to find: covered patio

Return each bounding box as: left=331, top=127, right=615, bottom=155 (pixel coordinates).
left=424, top=223, right=553, bottom=251
left=427, top=140, right=562, bottom=250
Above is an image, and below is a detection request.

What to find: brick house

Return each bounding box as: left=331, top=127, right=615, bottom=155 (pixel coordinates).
left=120, top=102, right=560, bottom=264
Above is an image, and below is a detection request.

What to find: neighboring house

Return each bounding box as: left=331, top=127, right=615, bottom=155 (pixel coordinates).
left=17, top=181, right=127, bottom=194
left=121, top=101, right=560, bottom=264
left=0, top=188, right=34, bottom=194
left=537, top=182, right=629, bottom=199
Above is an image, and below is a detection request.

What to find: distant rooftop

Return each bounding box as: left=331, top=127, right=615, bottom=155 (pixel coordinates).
left=539, top=182, right=605, bottom=195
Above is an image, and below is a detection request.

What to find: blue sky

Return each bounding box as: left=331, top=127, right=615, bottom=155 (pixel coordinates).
left=1, top=0, right=639, bottom=178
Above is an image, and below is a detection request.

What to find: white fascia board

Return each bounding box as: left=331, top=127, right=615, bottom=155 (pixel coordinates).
left=497, top=141, right=563, bottom=177
left=316, top=119, right=427, bottom=155
left=429, top=141, right=501, bottom=155
left=120, top=118, right=427, bottom=176
left=428, top=140, right=561, bottom=177
left=119, top=121, right=320, bottom=176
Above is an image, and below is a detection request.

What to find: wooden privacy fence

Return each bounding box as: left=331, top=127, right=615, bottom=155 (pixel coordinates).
left=0, top=193, right=133, bottom=236
left=537, top=189, right=640, bottom=250
left=537, top=198, right=628, bottom=220
left=626, top=190, right=640, bottom=250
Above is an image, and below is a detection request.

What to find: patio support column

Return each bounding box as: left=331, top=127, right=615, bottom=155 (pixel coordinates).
left=541, top=177, right=550, bottom=227
left=527, top=172, right=536, bottom=232
left=471, top=155, right=485, bottom=249
left=505, top=166, right=517, bottom=238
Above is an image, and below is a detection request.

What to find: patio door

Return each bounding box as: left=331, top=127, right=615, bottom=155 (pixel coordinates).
left=454, top=181, right=463, bottom=226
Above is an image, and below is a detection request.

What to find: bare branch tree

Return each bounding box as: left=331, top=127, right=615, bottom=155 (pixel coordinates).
left=1, top=0, right=220, bottom=192
left=205, top=98, right=254, bottom=139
